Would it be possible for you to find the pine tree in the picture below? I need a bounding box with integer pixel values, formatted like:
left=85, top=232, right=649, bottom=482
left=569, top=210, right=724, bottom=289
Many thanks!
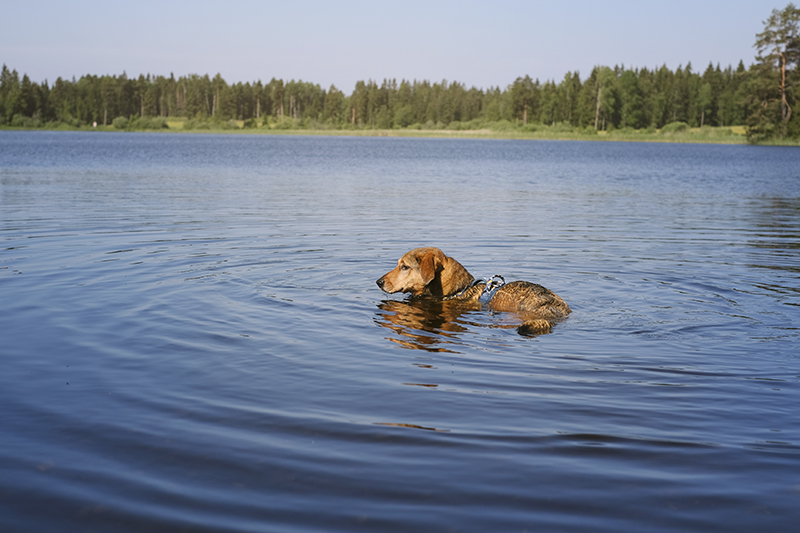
left=748, top=3, right=800, bottom=138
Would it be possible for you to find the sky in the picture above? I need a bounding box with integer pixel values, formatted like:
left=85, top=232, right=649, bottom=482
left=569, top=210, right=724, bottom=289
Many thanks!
left=1, top=0, right=776, bottom=90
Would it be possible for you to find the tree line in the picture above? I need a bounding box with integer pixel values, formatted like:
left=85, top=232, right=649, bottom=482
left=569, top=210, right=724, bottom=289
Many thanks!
left=1, top=4, right=798, bottom=141
left=0, top=63, right=755, bottom=131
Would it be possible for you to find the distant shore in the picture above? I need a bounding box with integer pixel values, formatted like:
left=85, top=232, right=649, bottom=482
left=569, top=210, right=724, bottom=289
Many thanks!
left=3, top=122, right=797, bottom=146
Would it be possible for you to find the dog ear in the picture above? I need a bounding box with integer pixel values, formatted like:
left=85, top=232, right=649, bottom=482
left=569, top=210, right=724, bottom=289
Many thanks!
left=416, top=248, right=445, bottom=285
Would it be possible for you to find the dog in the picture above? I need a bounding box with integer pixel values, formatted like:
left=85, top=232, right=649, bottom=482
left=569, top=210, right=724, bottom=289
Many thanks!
left=376, top=247, right=570, bottom=335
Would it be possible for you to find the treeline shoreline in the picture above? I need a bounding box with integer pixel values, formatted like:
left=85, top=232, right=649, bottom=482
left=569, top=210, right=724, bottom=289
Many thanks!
left=0, top=118, right=758, bottom=146
left=1, top=4, right=798, bottom=145
left=0, top=62, right=793, bottom=145
left=0, top=63, right=755, bottom=133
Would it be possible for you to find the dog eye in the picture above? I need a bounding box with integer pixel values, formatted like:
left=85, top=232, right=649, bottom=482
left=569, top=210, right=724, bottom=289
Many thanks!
left=400, top=265, right=409, bottom=271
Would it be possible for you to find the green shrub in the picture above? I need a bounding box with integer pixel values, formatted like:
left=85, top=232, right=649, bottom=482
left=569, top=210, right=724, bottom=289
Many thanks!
left=490, top=120, right=514, bottom=132
left=393, top=105, right=415, bottom=128
left=463, top=118, right=484, bottom=130
left=550, top=121, right=575, bottom=133
left=112, top=116, right=129, bottom=129
left=183, top=117, right=240, bottom=130
left=149, top=117, right=168, bottom=129
left=10, top=114, right=42, bottom=128
left=129, top=116, right=168, bottom=130
left=272, top=118, right=295, bottom=130
left=661, top=121, right=690, bottom=134
left=373, top=108, right=392, bottom=129
left=182, top=118, right=209, bottom=130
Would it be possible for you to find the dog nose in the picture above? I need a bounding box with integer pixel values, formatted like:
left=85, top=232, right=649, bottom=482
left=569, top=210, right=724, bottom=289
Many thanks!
left=376, top=278, right=385, bottom=288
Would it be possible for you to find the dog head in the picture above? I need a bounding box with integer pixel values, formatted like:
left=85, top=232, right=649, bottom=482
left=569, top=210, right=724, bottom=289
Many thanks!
left=376, top=247, right=473, bottom=298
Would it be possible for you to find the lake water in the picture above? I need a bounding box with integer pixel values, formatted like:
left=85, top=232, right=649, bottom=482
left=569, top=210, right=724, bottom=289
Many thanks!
left=1, top=131, right=798, bottom=532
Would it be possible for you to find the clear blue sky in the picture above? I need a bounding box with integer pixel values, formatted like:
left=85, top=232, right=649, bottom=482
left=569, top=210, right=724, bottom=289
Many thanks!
left=1, top=0, right=775, bottom=90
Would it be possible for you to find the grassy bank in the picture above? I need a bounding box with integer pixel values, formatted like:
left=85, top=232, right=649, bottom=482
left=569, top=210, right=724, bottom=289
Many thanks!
left=3, top=119, right=796, bottom=145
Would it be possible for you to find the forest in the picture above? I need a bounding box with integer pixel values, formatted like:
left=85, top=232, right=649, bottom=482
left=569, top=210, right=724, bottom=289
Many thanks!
left=1, top=4, right=798, bottom=142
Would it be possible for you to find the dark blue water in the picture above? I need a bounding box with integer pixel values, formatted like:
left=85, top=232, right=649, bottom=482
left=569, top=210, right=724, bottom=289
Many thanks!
left=1, top=131, right=799, bottom=532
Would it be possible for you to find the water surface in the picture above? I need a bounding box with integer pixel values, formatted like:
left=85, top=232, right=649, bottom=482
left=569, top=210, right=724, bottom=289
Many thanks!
left=1, top=131, right=799, bottom=532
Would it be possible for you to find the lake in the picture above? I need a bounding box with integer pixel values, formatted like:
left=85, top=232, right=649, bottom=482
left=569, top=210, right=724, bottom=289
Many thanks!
left=1, top=131, right=798, bottom=532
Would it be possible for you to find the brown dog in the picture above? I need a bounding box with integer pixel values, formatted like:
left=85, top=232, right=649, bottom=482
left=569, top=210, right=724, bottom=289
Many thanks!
left=376, top=247, right=571, bottom=335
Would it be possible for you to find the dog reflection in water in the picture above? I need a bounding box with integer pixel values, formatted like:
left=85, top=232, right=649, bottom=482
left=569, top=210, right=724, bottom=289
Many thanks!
left=376, top=299, right=474, bottom=352
left=376, top=247, right=570, bottom=344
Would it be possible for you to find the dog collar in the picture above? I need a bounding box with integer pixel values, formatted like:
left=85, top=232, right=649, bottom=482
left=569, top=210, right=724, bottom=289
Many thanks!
left=444, top=274, right=505, bottom=300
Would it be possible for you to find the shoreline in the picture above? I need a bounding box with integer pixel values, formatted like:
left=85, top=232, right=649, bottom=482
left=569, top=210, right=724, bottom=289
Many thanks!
left=2, top=124, right=796, bottom=146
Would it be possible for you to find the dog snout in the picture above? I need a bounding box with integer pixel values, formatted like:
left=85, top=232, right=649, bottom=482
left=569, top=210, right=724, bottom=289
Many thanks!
left=376, top=278, right=385, bottom=289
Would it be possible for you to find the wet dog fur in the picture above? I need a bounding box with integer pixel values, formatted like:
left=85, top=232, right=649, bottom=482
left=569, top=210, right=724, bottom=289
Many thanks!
left=376, top=247, right=571, bottom=335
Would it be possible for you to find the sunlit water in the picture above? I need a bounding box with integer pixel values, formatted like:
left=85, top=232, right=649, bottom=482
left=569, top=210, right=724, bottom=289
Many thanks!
left=1, top=131, right=798, bottom=532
